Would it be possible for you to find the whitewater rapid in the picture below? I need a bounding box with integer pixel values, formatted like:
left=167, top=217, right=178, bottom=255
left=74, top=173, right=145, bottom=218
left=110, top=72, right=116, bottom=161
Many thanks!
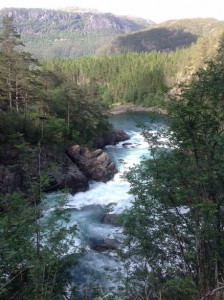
left=47, top=112, right=166, bottom=297
left=65, top=130, right=149, bottom=215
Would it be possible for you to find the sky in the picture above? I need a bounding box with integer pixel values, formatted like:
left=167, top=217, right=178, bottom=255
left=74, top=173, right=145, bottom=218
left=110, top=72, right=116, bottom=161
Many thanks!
left=0, top=0, right=223, bottom=23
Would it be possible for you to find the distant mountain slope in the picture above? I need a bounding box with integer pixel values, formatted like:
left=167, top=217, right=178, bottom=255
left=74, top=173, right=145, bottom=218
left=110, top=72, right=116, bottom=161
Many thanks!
left=0, top=8, right=154, bottom=59
left=99, top=28, right=198, bottom=54
left=157, top=18, right=224, bottom=36
left=99, top=18, right=224, bottom=55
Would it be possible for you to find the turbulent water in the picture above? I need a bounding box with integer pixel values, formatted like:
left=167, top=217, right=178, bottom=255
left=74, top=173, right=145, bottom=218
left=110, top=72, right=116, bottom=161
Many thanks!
left=49, top=112, right=165, bottom=296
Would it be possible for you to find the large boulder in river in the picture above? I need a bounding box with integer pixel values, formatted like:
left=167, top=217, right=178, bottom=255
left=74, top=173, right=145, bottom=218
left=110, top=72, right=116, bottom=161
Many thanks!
left=88, top=151, right=117, bottom=182
left=95, top=129, right=130, bottom=148
left=65, top=165, right=88, bottom=194
left=0, top=140, right=117, bottom=195
left=66, top=145, right=117, bottom=182
left=89, top=238, right=121, bottom=251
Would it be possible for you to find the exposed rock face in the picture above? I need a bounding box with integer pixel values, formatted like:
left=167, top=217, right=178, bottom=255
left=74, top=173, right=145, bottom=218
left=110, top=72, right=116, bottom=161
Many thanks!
left=66, top=145, right=117, bottom=182
left=95, top=129, right=130, bottom=148
left=64, top=165, right=88, bottom=194
left=0, top=8, right=153, bottom=60
left=0, top=130, right=126, bottom=195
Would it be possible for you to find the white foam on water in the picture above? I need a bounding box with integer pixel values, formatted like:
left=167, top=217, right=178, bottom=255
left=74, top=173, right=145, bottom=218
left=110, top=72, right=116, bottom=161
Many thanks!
left=47, top=113, right=168, bottom=295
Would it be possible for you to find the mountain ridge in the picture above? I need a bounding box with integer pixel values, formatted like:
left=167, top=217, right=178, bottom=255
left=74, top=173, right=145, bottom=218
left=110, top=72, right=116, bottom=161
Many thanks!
left=0, top=7, right=154, bottom=59
left=100, top=17, right=224, bottom=55
left=0, top=8, right=223, bottom=60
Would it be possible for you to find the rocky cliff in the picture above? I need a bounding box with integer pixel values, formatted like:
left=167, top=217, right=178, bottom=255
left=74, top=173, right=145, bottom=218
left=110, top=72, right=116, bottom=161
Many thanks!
left=0, top=130, right=130, bottom=196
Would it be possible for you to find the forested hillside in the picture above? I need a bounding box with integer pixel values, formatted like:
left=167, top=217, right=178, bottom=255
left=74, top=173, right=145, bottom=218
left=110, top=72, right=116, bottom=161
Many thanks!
left=0, top=8, right=154, bottom=59
left=44, top=34, right=219, bottom=108
left=100, top=18, right=224, bottom=55
left=1, top=8, right=223, bottom=61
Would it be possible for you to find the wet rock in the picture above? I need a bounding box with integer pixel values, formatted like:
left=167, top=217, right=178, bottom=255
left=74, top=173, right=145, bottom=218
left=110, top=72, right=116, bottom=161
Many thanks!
left=122, top=142, right=132, bottom=147
left=0, top=138, right=118, bottom=196
left=66, top=145, right=117, bottom=182
left=65, top=165, right=88, bottom=195
left=95, top=129, right=130, bottom=148
left=89, top=238, right=121, bottom=251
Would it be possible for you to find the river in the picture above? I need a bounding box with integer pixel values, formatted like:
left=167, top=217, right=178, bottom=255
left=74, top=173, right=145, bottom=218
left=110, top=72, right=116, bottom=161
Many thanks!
left=51, top=112, right=165, bottom=298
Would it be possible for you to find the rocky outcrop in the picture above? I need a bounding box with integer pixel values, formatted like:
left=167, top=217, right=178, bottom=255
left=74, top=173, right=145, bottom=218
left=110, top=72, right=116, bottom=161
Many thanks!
left=64, top=165, right=88, bottom=194
left=0, top=130, right=126, bottom=195
left=95, top=129, right=130, bottom=148
left=66, top=145, right=117, bottom=182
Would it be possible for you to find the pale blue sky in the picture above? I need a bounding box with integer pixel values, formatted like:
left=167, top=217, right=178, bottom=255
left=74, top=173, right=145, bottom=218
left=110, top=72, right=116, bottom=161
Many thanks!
left=0, top=0, right=223, bottom=23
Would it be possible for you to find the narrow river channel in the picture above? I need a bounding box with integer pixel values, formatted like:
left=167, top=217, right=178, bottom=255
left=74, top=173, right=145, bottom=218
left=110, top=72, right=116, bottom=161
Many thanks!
left=48, top=112, right=165, bottom=298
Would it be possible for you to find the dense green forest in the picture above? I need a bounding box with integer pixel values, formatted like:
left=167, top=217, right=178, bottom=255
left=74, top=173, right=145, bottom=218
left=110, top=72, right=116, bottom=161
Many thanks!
left=44, top=35, right=218, bottom=108
left=1, top=12, right=224, bottom=300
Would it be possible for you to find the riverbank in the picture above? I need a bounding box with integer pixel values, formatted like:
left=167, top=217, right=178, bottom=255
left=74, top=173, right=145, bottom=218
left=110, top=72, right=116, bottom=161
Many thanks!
left=110, top=104, right=168, bottom=115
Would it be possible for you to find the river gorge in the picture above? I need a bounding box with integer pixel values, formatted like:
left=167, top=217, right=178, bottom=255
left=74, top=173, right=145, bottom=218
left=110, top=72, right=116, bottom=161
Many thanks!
left=46, top=111, right=165, bottom=297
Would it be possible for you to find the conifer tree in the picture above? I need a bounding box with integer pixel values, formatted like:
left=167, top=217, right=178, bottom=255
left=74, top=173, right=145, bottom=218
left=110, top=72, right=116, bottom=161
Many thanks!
left=0, top=15, right=23, bottom=111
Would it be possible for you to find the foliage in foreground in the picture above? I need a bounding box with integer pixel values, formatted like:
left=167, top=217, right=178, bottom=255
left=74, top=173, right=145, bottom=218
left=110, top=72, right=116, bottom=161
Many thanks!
left=122, top=33, right=224, bottom=300
left=0, top=139, right=80, bottom=299
left=0, top=16, right=83, bottom=299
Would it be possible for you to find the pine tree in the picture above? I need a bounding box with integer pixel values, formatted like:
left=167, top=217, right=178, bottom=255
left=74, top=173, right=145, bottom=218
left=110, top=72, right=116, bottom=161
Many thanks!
left=0, top=15, right=39, bottom=114
left=0, top=15, right=23, bottom=111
